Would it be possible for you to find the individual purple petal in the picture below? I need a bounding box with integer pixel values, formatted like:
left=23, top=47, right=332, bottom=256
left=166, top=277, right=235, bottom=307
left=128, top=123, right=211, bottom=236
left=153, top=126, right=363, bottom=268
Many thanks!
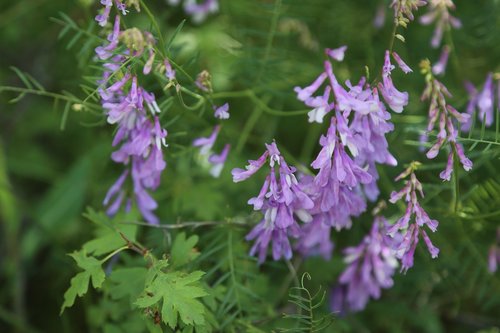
left=392, top=52, right=412, bottom=74
left=294, top=72, right=328, bottom=102
left=325, top=45, right=348, bottom=62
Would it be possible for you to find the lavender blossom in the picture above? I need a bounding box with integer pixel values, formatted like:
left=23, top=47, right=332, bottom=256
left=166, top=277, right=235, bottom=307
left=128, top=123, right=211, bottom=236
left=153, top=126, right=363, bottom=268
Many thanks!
left=378, top=51, right=409, bottom=113
left=331, top=217, right=398, bottom=313
left=214, top=103, right=230, bottom=120
left=208, top=144, right=230, bottom=178
left=388, top=165, right=439, bottom=273
left=193, top=125, right=220, bottom=157
left=232, top=142, right=314, bottom=263
left=164, top=59, right=176, bottom=81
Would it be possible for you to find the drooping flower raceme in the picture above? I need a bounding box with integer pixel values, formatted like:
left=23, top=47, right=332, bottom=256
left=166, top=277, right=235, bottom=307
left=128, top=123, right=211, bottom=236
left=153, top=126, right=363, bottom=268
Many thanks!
left=420, top=59, right=472, bottom=181
left=419, top=0, right=461, bottom=48
left=388, top=164, right=440, bottom=273
left=232, top=142, right=314, bottom=263
left=94, top=5, right=170, bottom=224
left=330, top=216, right=398, bottom=313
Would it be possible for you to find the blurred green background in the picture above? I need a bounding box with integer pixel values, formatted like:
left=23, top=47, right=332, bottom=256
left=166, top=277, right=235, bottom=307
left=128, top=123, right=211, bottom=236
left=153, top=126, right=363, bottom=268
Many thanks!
left=1, top=0, right=500, bottom=332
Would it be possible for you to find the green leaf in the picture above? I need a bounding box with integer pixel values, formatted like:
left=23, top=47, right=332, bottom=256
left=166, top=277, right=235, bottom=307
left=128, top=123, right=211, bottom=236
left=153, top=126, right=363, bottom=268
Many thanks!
left=135, top=261, right=208, bottom=329
left=61, top=251, right=105, bottom=314
left=171, top=232, right=200, bottom=268
left=109, top=267, right=147, bottom=302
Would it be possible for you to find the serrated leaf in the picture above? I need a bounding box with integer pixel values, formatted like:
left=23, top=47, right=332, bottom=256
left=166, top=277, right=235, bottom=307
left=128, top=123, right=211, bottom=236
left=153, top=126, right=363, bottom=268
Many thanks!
left=61, top=251, right=105, bottom=314
left=135, top=264, right=208, bottom=329
left=171, top=232, right=200, bottom=268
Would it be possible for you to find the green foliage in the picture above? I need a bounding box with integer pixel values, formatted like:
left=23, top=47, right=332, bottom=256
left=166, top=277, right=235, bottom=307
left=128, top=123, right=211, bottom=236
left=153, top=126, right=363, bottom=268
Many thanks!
left=135, top=260, right=209, bottom=330
left=279, top=273, right=334, bottom=333
left=61, top=251, right=106, bottom=314
left=2, top=0, right=500, bottom=332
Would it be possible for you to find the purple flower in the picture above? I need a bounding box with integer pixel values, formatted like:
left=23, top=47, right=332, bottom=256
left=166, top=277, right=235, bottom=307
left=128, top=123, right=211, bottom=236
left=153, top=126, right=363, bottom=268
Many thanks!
left=294, top=72, right=327, bottom=102
left=305, top=86, right=333, bottom=123
left=214, top=103, right=230, bottom=120
left=193, top=125, right=220, bottom=156
left=331, top=216, right=398, bottom=313
left=208, top=144, right=230, bottom=177
left=432, top=46, right=450, bottom=75
left=295, top=214, right=334, bottom=260
left=378, top=51, right=409, bottom=113
left=233, top=142, right=314, bottom=263
left=388, top=168, right=439, bottom=273
left=164, top=59, right=176, bottom=81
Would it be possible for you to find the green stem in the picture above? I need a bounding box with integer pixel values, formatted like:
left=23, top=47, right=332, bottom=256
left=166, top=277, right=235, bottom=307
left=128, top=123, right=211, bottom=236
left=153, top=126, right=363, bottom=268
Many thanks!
left=101, top=246, right=129, bottom=264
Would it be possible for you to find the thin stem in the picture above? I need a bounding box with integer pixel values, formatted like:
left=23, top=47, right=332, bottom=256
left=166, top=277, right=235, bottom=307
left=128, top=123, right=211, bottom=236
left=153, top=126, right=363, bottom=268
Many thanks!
left=100, top=245, right=129, bottom=263
left=120, top=220, right=249, bottom=229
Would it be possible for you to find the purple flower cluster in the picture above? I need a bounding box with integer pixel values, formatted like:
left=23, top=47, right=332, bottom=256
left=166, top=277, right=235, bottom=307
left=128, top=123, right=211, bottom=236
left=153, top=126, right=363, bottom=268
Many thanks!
left=330, top=216, right=398, bottom=313
left=295, top=48, right=403, bottom=234
left=462, top=73, right=498, bottom=132
left=420, top=0, right=461, bottom=48
left=232, top=142, right=314, bottom=263
left=233, top=47, right=410, bottom=262
left=420, top=59, right=472, bottom=181
left=95, top=5, right=170, bottom=224
left=167, top=0, right=219, bottom=23
left=388, top=165, right=439, bottom=273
